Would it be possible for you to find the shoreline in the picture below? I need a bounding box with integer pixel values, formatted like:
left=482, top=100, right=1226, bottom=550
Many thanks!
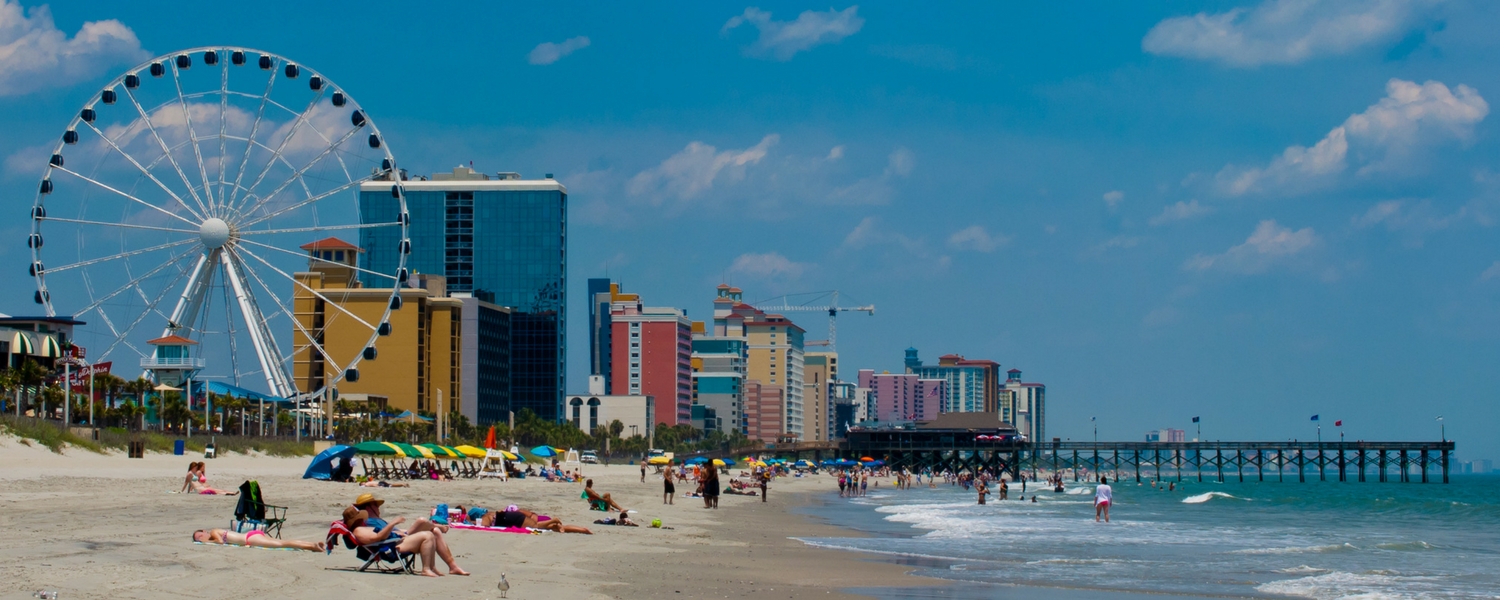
left=0, top=435, right=941, bottom=599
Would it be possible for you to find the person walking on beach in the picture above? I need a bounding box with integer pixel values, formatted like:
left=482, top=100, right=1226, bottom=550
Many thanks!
left=640, top=459, right=647, bottom=483
left=663, top=467, right=676, bottom=504
left=759, top=470, right=770, bottom=502
left=1095, top=476, right=1113, bottom=523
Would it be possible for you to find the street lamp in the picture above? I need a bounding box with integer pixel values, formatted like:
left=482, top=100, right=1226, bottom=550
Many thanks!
left=1091, top=416, right=1097, bottom=443
left=1437, top=416, right=1444, bottom=442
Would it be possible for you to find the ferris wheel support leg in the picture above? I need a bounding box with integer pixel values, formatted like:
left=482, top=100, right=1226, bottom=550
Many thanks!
left=165, top=254, right=213, bottom=337
left=221, top=251, right=294, bottom=398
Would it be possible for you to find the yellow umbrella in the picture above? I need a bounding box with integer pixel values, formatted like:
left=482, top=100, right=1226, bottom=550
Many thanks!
left=394, top=443, right=435, bottom=459
left=712, top=459, right=727, bottom=467
left=647, top=456, right=671, bottom=465
left=420, top=444, right=460, bottom=458
left=499, top=450, right=520, bottom=461
left=454, top=445, right=488, bottom=458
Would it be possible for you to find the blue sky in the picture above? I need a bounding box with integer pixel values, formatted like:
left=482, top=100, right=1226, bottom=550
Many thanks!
left=3, top=1, right=1498, bottom=459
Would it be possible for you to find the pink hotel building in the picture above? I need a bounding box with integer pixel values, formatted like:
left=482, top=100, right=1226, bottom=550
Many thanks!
left=609, top=297, right=693, bottom=427
left=858, top=369, right=948, bottom=422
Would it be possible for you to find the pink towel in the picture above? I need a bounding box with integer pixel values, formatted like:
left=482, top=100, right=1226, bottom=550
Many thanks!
left=450, top=523, right=538, bottom=535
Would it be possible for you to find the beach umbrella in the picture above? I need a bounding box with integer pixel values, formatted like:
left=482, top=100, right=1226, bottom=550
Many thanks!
left=865, top=460, right=885, bottom=467
left=712, top=459, right=729, bottom=467
left=647, top=456, right=671, bottom=465
left=352, top=441, right=404, bottom=457
left=393, top=443, right=434, bottom=459
left=499, top=450, right=520, bottom=461
left=454, top=445, right=489, bottom=459
left=303, top=444, right=355, bottom=480
left=531, top=445, right=559, bottom=458
left=420, top=444, right=461, bottom=458
left=860, top=456, right=875, bottom=462
left=685, top=457, right=709, bottom=465
left=484, top=425, right=496, bottom=450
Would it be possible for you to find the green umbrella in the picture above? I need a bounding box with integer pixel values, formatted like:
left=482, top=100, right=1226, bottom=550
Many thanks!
left=393, top=443, right=434, bottom=459
left=420, top=443, right=461, bottom=458
left=352, top=441, right=403, bottom=456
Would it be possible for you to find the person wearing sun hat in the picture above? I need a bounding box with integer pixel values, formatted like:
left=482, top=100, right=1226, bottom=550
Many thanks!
left=350, top=493, right=469, bottom=576
left=342, top=506, right=452, bottom=577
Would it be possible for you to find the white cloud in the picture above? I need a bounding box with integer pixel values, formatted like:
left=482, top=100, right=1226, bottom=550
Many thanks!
left=1218, top=79, right=1487, bottom=195
left=827, top=146, right=913, bottom=205
left=0, top=1, right=148, bottom=96
left=826, top=145, right=844, bottom=160
left=947, top=225, right=1007, bottom=252
left=627, top=134, right=778, bottom=203
left=728, top=252, right=808, bottom=280
left=1352, top=198, right=1471, bottom=247
left=842, top=216, right=880, bottom=249
left=1480, top=261, right=1500, bottom=282
left=722, top=6, right=864, bottom=60
left=528, top=36, right=591, bottom=65
left=1150, top=199, right=1213, bottom=225
left=1142, top=0, right=1432, bottom=67
left=1185, top=220, right=1317, bottom=274
left=1103, top=190, right=1124, bottom=208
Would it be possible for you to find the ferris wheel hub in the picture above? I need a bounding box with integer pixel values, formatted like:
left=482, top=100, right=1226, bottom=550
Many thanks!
left=199, top=218, right=231, bottom=249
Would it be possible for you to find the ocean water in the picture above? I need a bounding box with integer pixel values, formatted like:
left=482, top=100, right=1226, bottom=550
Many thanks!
left=797, top=474, right=1500, bottom=599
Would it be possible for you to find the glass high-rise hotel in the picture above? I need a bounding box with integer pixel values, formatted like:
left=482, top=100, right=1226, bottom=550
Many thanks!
left=361, top=167, right=566, bottom=423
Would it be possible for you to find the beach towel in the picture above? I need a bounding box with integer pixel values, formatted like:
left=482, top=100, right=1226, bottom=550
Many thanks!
left=192, top=541, right=300, bottom=552
left=450, top=523, right=541, bottom=535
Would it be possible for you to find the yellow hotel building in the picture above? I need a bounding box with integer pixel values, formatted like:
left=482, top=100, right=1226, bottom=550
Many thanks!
left=292, top=238, right=460, bottom=414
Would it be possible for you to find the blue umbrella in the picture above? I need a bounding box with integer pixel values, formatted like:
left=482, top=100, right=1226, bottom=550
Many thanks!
left=303, top=444, right=355, bottom=480
left=531, top=445, right=559, bottom=458
left=685, top=457, right=709, bottom=465
left=865, top=460, right=885, bottom=467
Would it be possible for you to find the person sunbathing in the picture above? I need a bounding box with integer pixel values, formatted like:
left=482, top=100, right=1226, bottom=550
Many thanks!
left=352, top=493, right=468, bottom=576
left=192, top=528, right=323, bottom=551
left=457, top=504, right=592, bottom=534
left=358, top=480, right=410, bottom=488
left=180, top=462, right=237, bottom=495
left=584, top=479, right=625, bottom=512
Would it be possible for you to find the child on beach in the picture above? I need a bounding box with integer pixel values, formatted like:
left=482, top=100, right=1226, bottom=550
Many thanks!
left=1095, top=476, right=1113, bottom=523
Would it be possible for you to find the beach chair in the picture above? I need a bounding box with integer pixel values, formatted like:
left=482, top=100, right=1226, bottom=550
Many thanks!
left=325, top=521, right=416, bottom=574
left=581, top=490, right=609, bottom=511
left=231, top=480, right=287, bottom=538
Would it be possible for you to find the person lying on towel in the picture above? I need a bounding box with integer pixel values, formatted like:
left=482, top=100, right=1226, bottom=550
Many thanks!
left=457, top=504, right=592, bottom=534
left=192, top=528, right=323, bottom=552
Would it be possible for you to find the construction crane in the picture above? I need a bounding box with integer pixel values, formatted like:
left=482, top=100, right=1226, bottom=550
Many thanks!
left=753, top=290, right=874, bottom=351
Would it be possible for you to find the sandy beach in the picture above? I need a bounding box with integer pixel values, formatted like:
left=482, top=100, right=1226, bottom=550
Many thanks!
left=1, top=434, right=932, bottom=600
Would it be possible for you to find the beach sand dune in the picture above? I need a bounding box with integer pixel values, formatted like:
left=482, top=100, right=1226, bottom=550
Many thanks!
left=1, top=436, right=924, bottom=599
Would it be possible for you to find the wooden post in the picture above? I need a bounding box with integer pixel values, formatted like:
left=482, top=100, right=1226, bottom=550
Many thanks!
left=1298, top=449, right=1306, bottom=483
left=1216, top=449, right=1224, bottom=482
left=1378, top=450, right=1387, bottom=482
left=1134, top=449, right=1141, bottom=483
left=1358, top=450, right=1366, bottom=482
left=1338, top=448, right=1346, bottom=482
left=1399, top=450, right=1409, bottom=483
left=1072, top=449, right=1079, bottom=482
left=1442, top=446, right=1450, bottom=484
left=1175, top=448, right=1182, bottom=483
left=1420, top=449, right=1429, bottom=483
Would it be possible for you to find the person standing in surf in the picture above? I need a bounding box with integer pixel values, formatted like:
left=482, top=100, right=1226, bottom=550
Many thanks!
left=1095, top=476, right=1113, bottom=523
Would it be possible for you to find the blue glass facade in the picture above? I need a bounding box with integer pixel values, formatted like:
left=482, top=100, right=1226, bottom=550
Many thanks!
left=587, top=277, right=613, bottom=393
left=361, top=181, right=566, bottom=422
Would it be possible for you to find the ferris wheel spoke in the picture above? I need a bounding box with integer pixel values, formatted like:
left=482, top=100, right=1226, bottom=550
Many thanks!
left=216, top=51, right=231, bottom=208
left=93, top=250, right=201, bottom=360
left=239, top=221, right=399, bottom=236
left=77, top=122, right=204, bottom=222
left=226, top=63, right=280, bottom=210
left=122, top=87, right=212, bottom=216
left=235, top=121, right=363, bottom=219
left=237, top=174, right=372, bottom=229
left=169, top=62, right=218, bottom=216
left=235, top=245, right=380, bottom=333
left=230, top=247, right=347, bottom=382
left=44, top=238, right=196, bottom=275
left=69, top=245, right=202, bottom=319
left=50, top=165, right=201, bottom=228
left=220, top=250, right=295, bottom=396
left=234, top=89, right=327, bottom=215
left=234, top=237, right=399, bottom=282
left=39, top=216, right=198, bottom=235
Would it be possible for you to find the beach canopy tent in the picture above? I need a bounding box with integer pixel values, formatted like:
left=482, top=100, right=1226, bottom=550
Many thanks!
left=352, top=441, right=406, bottom=456
left=454, top=445, right=489, bottom=459
left=391, top=410, right=433, bottom=423
left=531, top=445, right=559, bottom=458
left=304, top=444, right=355, bottom=480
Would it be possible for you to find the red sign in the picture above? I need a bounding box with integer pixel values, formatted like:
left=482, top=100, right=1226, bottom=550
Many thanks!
left=65, top=362, right=111, bottom=392
left=66, top=345, right=86, bottom=359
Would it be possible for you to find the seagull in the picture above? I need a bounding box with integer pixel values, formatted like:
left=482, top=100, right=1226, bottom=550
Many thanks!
left=497, top=573, right=509, bottom=598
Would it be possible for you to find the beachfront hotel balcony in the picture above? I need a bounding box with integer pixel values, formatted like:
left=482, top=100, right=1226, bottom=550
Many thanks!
left=140, top=356, right=206, bottom=369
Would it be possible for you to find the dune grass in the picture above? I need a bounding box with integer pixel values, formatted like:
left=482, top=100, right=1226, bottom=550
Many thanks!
left=1, top=415, right=315, bottom=456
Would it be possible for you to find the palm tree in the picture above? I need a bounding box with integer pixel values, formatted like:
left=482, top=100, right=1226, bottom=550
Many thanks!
left=14, top=359, right=47, bottom=416
left=0, top=369, right=18, bottom=416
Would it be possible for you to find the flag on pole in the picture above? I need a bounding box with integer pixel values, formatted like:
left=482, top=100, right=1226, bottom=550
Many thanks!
left=1192, top=416, right=1200, bottom=423
left=1335, top=420, right=1342, bottom=426
left=1310, top=415, right=1320, bottom=421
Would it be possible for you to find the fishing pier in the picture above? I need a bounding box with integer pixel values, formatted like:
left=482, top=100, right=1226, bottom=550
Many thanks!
left=774, top=432, right=1457, bottom=484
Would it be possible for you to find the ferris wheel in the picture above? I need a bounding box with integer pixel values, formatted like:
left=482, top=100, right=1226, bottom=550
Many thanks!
left=28, top=47, right=409, bottom=400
